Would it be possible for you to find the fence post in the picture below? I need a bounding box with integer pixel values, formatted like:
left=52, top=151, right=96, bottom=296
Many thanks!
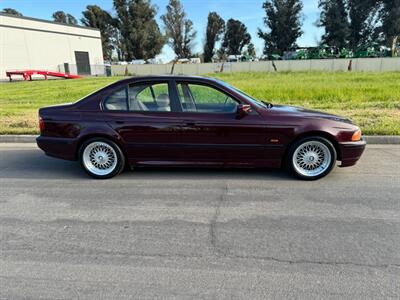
left=170, top=61, right=176, bottom=74
left=348, top=60, right=352, bottom=72
left=272, top=61, right=277, bottom=72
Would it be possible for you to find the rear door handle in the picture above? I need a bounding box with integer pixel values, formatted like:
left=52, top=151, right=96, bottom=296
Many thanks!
left=115, top=120, right=125, bottom=124
left=183, top=120, right=196, bottom=126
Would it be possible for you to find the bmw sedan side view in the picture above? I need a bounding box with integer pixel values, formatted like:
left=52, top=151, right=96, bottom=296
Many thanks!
left=37, top=75, right=366, bottom=180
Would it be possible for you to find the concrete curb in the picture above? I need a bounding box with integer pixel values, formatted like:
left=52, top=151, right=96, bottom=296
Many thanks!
left=0, top=135, right=38, bottom=143
left=364, top=136, right=400, bottom=144
left=0, top=135, right=399, bottom=144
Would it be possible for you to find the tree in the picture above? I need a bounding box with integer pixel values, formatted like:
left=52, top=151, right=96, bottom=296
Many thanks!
left=318, top=0, right=349, bottom=49
left=161, top=0, right=197, bottom=58
left=129, top=0, right=165, bottom=60
left=381, top=0, right=400, bottom=56
left=258, top=0, right=303, bottom=55
left=114, top=0, right=165, bottom=61
left=113, top=0, right=131, bottom=60
left=247, top=43, right=257, bottom=57
left=53, top=11, right=67, bottom=23
left=81, top=5, right=115, bottom=60
left=1, top=8, right=23, bottom=16
left=66, top=14, right=78, bottom=25
left=348, top=0, right=382, bottom=50
left=182, top=19, right=196, bottom=58
left=203, top=12, right=225, bottom=62
left=52, top=11, right=78, bottom=25
left=221, top=19, right=251, bottom=55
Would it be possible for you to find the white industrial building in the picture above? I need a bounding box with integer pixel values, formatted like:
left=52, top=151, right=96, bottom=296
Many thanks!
left=0, top=13, right=104, bottom=80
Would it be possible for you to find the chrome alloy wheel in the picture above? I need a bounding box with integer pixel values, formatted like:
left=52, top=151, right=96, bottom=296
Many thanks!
left=82, top=142, right=118, bottom=176
left=292, top=141, right=332, bottom=177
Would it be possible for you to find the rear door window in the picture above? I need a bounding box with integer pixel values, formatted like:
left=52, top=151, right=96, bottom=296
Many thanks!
left=128, top=83, right=171, bottom=112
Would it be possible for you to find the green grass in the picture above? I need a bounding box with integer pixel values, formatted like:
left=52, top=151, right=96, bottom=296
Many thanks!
left=212, top=72, right=400, bottom=135
left=0, top=72, right=399, bottom=135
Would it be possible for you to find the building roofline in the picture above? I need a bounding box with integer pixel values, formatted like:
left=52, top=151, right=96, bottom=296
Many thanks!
left=0, top=12, right=100, bottom=32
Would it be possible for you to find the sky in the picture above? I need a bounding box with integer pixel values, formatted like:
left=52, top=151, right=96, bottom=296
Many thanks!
left=0, top=0, right=324, bottom=62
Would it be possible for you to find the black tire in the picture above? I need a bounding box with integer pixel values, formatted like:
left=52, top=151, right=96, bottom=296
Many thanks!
left=79, top=137, right=125, bottom=179
left=287, top=136, right=337, bottom=180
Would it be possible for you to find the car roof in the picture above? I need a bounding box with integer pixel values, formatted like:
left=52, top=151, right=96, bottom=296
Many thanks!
left=115, top=75, right=221, bottom=85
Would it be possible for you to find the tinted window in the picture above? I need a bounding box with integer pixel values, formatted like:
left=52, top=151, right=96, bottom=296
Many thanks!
left=104, top=87, right=128, bottom=111
left=177, top=83, right=238, bottom=113
left=128, top=83, right=171, bottom=112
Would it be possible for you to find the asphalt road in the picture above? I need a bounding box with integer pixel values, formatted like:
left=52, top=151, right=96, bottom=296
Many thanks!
left=1, top=143, right=399, bottom=299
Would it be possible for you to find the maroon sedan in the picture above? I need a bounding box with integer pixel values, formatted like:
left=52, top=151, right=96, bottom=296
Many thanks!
left=37, top=75, right=366, bottom=180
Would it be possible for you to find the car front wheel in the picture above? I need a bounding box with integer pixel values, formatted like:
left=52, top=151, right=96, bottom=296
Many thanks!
left=288, top=136, right=337, bottom=180
left=79, top=138, right=125, bottom=179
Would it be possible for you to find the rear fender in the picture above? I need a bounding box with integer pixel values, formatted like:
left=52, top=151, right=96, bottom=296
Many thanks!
left=75, top=123, right=127, bottom=160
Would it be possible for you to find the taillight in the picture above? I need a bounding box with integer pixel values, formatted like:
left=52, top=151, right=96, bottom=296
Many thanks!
left=39, top=116, right=45, bottom=132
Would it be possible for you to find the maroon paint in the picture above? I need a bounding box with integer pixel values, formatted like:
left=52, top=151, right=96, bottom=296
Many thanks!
left=36, top=75, right=366, bottom=169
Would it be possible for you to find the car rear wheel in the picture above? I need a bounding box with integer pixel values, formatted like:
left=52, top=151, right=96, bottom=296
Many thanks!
left=288, top=136, right=337, bottom=180
left=79, top=138, right=125, bottom=179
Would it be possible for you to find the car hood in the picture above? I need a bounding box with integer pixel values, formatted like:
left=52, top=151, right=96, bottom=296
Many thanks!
left=270, top=105, right=353, bottom=124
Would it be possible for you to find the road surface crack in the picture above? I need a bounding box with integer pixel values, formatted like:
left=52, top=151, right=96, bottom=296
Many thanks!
left=224, top=253, right=400, bottom=269
left=209, top=184, right=228, bottom=256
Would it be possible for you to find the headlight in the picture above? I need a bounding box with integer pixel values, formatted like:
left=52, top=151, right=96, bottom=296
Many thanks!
left=351, top=129, right=362, bottom=141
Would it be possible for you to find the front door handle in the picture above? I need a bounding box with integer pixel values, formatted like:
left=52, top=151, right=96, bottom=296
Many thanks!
left=115, top=120, right=125, bottom=124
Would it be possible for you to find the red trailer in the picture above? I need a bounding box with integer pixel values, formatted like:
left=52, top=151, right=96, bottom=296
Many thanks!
left=6, top=70, right=81, bottom=81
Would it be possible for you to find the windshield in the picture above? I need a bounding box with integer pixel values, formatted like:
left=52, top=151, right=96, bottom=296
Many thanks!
left=215, top=79, right=273, bottom=109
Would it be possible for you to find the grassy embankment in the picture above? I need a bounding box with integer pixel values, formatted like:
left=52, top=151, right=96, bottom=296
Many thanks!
left=0, top=72, right=399, bottom=135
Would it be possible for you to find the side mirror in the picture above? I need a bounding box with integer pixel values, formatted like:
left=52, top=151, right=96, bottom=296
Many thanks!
left=236, top=104, right=252, bottom=119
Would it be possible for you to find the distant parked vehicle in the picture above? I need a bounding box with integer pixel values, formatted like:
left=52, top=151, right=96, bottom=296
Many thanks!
left=37, top=75, right=366, bottom=180
left=282, top=51, right=299, bottom=60
left=260, top=54, right=282, bottom=61
left=190, top=58, right=201, bottom=64
left=175, top=58, right=201, bottom=64
left=129, top=60, right=146, bottom=65
left=227, top=55, right=255, bottom=62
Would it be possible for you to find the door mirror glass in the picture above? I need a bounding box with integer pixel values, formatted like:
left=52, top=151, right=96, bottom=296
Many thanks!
left=236, top=104, right=252, bottom=119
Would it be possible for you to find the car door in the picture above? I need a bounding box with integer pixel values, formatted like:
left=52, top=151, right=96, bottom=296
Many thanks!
left=173, top=81, right=269, bottom=166
left=104, top=80, right=183, bottom=164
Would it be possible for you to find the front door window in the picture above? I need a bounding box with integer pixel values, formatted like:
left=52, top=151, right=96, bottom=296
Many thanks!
left=177, top=83, right=238, bottom=113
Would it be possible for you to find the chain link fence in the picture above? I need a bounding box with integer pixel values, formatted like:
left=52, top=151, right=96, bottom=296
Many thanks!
left=57, top=64, right=111, bottom=77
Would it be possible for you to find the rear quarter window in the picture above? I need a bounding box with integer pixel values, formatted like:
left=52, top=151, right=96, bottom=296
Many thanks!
left=104, top=87, right=128, bottom=111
